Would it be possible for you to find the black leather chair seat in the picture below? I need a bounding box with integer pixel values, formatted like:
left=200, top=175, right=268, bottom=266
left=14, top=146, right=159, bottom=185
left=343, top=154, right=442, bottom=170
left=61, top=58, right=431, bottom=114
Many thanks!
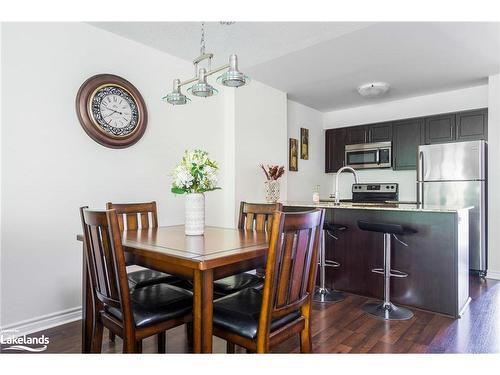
left=323, top=223, right=347, bottom=232
left=172, top=273, right=264, bottom=298
left=357, top=220, right=417, bottom=235
left=213, top=273, right=264, bottom=295
left=127, top=269, right=180, bottom=289
left=106, top=283, right=192, bottom=328
left=213, top=288, right=300, bottom=340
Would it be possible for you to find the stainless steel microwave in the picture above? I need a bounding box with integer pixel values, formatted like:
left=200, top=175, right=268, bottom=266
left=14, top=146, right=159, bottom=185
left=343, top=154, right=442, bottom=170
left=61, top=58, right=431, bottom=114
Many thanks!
left=345, top=141, right=392, bottom=169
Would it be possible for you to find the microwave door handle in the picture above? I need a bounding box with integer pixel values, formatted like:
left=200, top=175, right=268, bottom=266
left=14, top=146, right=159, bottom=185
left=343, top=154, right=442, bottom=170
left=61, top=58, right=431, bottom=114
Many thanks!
left=376, top=150, right=380, bottom=165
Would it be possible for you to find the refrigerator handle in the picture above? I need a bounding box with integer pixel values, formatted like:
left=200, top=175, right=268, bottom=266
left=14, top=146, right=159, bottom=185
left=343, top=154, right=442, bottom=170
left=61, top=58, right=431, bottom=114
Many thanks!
left=417, top=151, right=424, bottom=205
left=417, top=150, right=424, bottom=182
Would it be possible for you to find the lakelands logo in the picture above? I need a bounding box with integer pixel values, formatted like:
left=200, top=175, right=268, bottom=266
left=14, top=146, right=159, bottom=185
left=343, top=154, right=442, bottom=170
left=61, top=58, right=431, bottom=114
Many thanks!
left=0, top=329, right=49, bottom=352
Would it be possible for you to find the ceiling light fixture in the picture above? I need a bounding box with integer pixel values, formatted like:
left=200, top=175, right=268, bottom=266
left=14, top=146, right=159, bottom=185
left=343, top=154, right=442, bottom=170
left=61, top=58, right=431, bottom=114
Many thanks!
left=163, top=22, right=249, bottom=105
left=357, top=82, right=391, bottom=98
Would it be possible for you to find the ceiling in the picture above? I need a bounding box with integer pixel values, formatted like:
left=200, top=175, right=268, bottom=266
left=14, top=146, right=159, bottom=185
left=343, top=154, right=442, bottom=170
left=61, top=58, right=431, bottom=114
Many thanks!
left=91, top=22, right=500, bottom=112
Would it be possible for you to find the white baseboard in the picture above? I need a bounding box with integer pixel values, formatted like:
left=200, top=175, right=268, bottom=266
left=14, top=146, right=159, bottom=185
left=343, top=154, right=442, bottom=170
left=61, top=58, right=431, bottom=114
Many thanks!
left=0, top=307, right=82, bottom=338
left=486, top=270, right=500, bottom=280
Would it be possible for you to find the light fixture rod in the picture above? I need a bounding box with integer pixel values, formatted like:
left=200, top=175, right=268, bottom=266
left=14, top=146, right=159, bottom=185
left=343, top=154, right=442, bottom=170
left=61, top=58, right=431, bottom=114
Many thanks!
left=176, top=63, right=230, bottom=88
left=193, top=53, right=214, bottom=65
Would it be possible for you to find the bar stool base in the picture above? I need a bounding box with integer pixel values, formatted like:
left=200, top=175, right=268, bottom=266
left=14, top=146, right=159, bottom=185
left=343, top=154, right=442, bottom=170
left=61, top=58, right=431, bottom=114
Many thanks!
left=313, top=287, right=345, bottom=303
left=362, top=301, right=414, bottom=320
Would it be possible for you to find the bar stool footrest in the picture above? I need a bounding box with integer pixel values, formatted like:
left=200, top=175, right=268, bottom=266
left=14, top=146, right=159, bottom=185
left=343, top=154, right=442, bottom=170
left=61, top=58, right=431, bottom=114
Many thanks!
left=325, top=260, right=341, bottom=268
left=389, top=269, right=408, bottom=278
left=371, top=268, right=408, bottom=278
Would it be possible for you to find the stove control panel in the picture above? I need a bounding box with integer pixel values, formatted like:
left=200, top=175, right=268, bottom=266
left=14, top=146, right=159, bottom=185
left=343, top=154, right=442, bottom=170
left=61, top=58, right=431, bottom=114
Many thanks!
left=351, top=183, right=399, bottom=203
left=352, top=183, right=398, bottom=193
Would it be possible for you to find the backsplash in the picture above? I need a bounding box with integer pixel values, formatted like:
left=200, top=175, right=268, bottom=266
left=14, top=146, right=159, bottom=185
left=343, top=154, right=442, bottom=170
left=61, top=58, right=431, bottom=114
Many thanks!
left=328, top=169, right=417, bottom=202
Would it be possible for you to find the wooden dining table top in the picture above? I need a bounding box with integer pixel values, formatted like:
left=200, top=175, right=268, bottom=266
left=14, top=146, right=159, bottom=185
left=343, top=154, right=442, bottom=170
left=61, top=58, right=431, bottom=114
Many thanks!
left=77, top=225, right=270, bottom=270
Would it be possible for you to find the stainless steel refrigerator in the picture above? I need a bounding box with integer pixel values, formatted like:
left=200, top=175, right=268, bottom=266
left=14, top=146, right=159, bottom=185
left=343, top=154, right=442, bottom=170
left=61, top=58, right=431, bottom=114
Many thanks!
left=417, top=140, right=487, bottom=275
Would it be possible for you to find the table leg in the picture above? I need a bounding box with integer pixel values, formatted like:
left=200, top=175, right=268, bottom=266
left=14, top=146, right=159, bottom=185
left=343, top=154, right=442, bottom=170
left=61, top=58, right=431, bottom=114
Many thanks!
left=82, top=244, right=94, bottom=353
left=193, top=269, right=214, bottom=353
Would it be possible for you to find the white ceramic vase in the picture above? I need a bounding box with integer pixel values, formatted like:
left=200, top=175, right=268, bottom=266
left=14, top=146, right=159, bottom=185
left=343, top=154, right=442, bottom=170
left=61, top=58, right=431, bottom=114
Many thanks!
left=185, top=193, right=205, bottom=236
left=264, top=180, right=280, bottom=203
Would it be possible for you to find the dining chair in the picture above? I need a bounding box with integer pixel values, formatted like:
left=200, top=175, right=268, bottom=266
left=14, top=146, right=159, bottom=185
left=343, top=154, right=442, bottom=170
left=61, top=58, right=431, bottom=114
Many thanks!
left=105, top=201, right=183, bottom=343
left=212, top=209, right=325, bottom=353
left=211, top=202, right=283, bottom=297
left=80, top=207, right=193, bottom=353
left=106, top=201, right=180, bottom=288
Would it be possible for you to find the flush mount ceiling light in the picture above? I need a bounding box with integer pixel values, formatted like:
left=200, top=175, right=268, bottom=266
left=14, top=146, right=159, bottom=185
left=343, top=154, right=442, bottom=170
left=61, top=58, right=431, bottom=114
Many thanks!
left=163, top=22, right=250, bottom=105
left=357, top=82, right=391, bottom=98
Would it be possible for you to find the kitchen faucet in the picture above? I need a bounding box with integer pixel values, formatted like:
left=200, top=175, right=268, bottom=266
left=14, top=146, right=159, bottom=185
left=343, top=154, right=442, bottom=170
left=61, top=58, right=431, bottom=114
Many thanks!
left=333, top=166, right=359, bottom=204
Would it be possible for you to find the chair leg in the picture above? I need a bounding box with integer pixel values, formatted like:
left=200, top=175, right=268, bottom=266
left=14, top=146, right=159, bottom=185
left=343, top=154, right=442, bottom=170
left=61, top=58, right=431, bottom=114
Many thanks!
left=185, top=322, right=193, bottom=347
left=135, top=340, right=143, bottom=353
left=123, top=337, right=136, bottom=353
left=91, top=318, right=104, bottom=353
left=157, top=332, right=166, bottom=353
left=226, top=341, right=235, bottom=353
left=109, top=330, right=116, bottom=342
left=299, top=322, right=312, bottom=353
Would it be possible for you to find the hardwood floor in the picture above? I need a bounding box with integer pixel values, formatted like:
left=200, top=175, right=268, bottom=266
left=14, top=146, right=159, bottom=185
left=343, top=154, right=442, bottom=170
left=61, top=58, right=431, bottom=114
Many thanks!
left=2, top=276, right=498, bottom=354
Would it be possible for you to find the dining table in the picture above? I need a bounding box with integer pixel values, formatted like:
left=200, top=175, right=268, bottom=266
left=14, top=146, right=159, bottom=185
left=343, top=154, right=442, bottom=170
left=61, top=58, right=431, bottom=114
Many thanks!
left=77, top=225, right=269, bottom=353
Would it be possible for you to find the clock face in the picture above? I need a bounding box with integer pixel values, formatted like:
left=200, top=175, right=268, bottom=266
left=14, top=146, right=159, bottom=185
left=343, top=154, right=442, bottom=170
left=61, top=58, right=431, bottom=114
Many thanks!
left=90, top=86, right=139, bottom=137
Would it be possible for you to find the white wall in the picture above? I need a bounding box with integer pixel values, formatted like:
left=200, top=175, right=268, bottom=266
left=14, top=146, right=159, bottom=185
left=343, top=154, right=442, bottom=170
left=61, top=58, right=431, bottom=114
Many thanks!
left=0, top=23, right=231, bottom=329
left=0, top=23, right=291, bottom=330
left=323, top=85, right=489, bottom=201
left=232, top=80, right=288, bottom=222
left=487, top=74, right=500, bottom=280
left=287, top=100, right=330, bottom=200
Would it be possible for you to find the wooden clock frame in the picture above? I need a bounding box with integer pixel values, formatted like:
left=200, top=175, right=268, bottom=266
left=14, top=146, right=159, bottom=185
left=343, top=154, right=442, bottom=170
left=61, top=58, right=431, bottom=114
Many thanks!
left=75, top=74, right=148, bottom=149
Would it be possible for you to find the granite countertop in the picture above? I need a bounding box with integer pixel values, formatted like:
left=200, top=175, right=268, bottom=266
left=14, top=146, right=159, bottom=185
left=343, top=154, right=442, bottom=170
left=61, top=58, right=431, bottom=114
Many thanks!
left=283, top=201, right=472, bottom=213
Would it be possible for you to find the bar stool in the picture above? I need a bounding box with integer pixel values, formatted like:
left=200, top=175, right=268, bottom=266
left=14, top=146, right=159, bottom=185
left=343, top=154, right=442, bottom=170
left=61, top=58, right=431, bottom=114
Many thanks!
left=313, top=222, right=347, bottom=303
left=357, top=220, right=417, bottom=320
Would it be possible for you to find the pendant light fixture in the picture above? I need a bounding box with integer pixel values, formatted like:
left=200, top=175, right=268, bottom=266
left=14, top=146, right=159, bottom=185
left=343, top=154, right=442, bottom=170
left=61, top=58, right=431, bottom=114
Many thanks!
left=163, top=22, right=250, bottom=105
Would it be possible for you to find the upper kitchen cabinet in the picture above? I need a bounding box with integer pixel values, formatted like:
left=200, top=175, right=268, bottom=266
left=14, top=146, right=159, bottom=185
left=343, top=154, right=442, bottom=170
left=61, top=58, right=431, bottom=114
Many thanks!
left=456, top=108, right=488, bottom=141
left=392, top=118, right=423, bottom=170
left=345, top=122, right=392, bottom=144
left=424, top=113, right=456, bottom=144
left=369, top=122, right=393, bottom=143
left=346, top=126, right=368, bottom=144
left=325, top=128, right=346, bottom=173
left=424, top=109, right=488, bottom=144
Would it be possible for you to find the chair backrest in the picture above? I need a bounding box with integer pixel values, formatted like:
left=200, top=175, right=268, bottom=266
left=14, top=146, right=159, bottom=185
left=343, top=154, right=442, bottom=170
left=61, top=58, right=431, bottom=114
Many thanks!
left=238, top=202, right=283, bottom=232
left=258, top=209, right=325, bottom=343
left=106, top=201, right=158, bottom=231
left=79, top=207, right=133, bottom=325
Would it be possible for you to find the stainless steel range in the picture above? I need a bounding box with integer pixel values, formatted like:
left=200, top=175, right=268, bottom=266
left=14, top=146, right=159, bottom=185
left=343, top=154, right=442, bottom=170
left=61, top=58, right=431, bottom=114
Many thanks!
left=352, top=183, right=399, bottom=203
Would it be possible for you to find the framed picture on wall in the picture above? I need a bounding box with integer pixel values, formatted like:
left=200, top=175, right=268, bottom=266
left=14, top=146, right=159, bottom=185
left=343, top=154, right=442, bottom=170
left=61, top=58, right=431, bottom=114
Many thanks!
left=300, top=127, right=309, bottom=160
left=289, top=138, right=298, bottom=171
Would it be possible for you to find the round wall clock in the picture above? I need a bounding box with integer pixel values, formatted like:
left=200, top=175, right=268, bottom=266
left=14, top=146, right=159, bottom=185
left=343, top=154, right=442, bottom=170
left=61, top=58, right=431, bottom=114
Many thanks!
left=76, top=74, right=148, bottom=148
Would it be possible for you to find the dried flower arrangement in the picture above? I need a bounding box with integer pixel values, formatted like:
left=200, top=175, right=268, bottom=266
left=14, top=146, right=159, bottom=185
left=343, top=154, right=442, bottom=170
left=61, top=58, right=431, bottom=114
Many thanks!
left=260, top=164, right=285, bottom=181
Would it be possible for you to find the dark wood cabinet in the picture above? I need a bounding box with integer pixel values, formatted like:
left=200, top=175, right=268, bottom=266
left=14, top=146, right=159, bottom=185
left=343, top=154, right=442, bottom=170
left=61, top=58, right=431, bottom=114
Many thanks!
left=392, top=119, right=423, bottom=170
left=346, top=123, right=392, bottom=144
left=456, top=109, right=488, bottom=141
left=325, top=108, right=487, bottom=172
left=346, top=126, right=368, bottom=144
left=325, top=128, right=346, bottom=173
left=424, top=114, right=456, bottom=144
left=369, top=122, right=393, bottom=142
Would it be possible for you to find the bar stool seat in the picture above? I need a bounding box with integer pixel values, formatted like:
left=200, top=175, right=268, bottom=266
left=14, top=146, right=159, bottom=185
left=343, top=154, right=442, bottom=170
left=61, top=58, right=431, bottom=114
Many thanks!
left=358, top=220, right=416, bottom=321
left=358, top=221, right=416, bottom=236
left=323, top=223, right=347, bottom=232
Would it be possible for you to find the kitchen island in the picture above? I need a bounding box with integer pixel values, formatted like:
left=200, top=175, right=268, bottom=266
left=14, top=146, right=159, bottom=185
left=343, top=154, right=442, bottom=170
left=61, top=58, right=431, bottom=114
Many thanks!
left=283, top=202, right=471, bottom=318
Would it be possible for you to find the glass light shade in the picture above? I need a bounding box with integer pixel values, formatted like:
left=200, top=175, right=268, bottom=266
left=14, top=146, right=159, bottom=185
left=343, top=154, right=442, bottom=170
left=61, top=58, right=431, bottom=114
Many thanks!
left=187, top=82, right=218, bottom=97
left=162, top=91, right=191, bottom=105
left=217, top=70, right=250, bottom=87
